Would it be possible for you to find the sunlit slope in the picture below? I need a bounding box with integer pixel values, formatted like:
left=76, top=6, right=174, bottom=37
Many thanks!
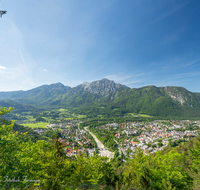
left=0, top=79, right=200, bottom=118
left=0, top=83, right=71, bottom=106
left=0, top=99, right=36, bottom=112
left=112, top=85, right=200, bottom=117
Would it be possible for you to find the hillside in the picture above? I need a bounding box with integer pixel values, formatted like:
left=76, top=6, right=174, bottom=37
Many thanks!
left=0, top=99, right=37, bottom=112
left=0, top=82, right=71, bottom=106
left=0, top=79, right=200, bottom=118
left=111, top=85, right=200, bottom=118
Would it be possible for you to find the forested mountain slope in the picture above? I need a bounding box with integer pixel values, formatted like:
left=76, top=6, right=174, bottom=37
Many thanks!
left=112, top=85, right=200, bottom=117
left=0, top=79, right=200, bottom=118
left=0, top=82, right=71, bottom=106
left=0, top=100, right=37, bottom=112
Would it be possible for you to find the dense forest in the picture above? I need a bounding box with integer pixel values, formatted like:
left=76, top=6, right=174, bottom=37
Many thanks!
left=0, top=107, right=200, bottom=190
left=1, top=80, right=200, bottom=119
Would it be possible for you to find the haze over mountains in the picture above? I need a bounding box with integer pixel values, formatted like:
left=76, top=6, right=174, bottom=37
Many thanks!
left=1, top=78, right=200, bottom=118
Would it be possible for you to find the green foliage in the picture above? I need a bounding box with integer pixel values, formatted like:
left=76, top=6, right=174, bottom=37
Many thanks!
left=79, top=123, right=84, bottom=130
left=2, top=107, right=200, bottom=189
left=70, top=155, right=112, bottom=185
left=120, top=151, right=125, bottom=160
left=2, top=82, right=200, bottom=119
left=0, top=100, right=37, bottom=113
left=13, top=123, right=48, bottom=142
left=35, top=116, right=46, bottom=122
left=157, top=142, right=163, bottom=147
left=114, top=150, right=118, bottom=159
left=126, top=148, right=132, bottom=156
left=44, top=129, right=61, bottom=139
left=94, top=149, right=98, bottom=156
left=0, top=107, right=26, bottom=188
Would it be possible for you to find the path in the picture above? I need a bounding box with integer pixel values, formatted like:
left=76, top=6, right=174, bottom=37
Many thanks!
left=84, top=127, right=114, bottom=159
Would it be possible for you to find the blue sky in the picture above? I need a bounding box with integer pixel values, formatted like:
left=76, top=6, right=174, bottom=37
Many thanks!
left=0, top=0, right=200, bottom=92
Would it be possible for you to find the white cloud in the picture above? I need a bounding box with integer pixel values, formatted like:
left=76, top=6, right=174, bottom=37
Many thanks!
left=152, top=1, right=191, bottom=24
left=43, top=69, right=47, bottom=71
left=174, top=71, right=200, bottom=78
left=0, top=66, right=6, bottom=70
left=123, top=80, right=144, bottom=85
left=183, top=59, right=200, bottom=67
left=19, top=48, right=29, bottom=73
left=162, top=28, right=185, bottom=45
left=105, top=73, right=143, bottom=83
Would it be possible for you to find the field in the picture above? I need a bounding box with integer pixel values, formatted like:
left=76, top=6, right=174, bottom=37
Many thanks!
left=73, top=114, right=86, bottom=119
left=21, top=122, right=49, bottom=129
left=58, top=108, right=68, bottom=112
left=26, top=115, right=35, bottom=121
left=127, top=113, right=152, bottom=117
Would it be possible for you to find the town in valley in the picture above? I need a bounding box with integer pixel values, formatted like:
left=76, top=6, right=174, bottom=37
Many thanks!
left=16, top=111, right=200, bottom=160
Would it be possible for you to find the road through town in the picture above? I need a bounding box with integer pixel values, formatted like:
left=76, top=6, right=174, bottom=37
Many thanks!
left=84, top=127, right=114, bottom=159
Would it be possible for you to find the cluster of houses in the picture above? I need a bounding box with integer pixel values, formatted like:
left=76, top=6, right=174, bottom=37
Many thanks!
left=32, top=119, right=200, bottom=158
left=31, top=121, right=95, bottom=157
left=114, top=120, right=200, bottom=155
left=58, top=129, right=95, bottom=157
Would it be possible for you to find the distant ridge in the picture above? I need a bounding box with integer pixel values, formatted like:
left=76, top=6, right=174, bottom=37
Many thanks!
left=0, top=82, right=71, bottom=100
left=0, top=79, right=200, bottom=118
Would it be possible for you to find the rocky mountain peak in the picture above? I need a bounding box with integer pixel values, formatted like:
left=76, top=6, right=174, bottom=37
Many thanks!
left=81, top=78, right=129, bottom=96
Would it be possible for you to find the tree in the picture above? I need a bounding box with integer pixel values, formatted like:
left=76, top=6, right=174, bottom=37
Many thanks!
left=126, top=148, right=132, bottom=157
left=19, top=135, right=72, bottom=190
left=94, top=149, right=98, bottom=156
left=45, top=130, right=61, bottom=139
left=157, top=142, right=163, bottom=147
left=70, top=154, right=114, bottom=185
left=79, top=123, right=84, bottom=130
left=35, top=116, right=46, bottom=122
left=120, top=150, right=125, bottom=159
left=0, top=107, right=26, bottom=188
left=114, top=150, right=118, bottom=159
left=51, top=134, right=66, bottom=158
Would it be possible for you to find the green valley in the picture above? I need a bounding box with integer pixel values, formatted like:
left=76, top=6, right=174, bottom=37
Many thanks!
left=1, top=79, right=200, bottom=189
left=1, top=79, right=200, bottom=120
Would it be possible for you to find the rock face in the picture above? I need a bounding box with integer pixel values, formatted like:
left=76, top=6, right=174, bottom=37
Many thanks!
left=163, top=86, right=192, bottom=106
left=168, top=92, right=186, bottom=105
left=81, top=78, right=129, bottom=96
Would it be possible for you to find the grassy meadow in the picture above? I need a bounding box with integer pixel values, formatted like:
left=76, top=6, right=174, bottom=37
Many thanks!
left=21, top=122, right=49, bottom=129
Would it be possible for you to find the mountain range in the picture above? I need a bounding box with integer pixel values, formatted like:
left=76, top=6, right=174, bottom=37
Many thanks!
left=1, top=78, right=200, bottom=118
